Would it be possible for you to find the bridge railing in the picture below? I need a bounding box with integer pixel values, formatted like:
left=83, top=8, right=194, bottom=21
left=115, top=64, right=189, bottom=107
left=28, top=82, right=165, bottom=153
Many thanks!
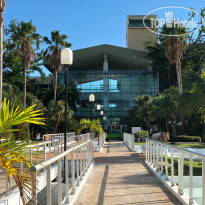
left=146, top=139, right=205, bottom=205
left=3, top=133, right=76, bottom=197
left=30, top=139, right=94, bottom=205
left=124, top=133, right=135, bottom=151
left=98, top=132, right=106, bottom=151
left=43, top=132, right=75, bottom=142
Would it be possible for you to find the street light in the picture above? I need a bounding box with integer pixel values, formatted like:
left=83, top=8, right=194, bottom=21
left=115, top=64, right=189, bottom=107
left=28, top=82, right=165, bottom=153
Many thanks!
left=61, top=48, right=73, bottom=182
left=100, top=111, right=103, bottom=116
left=89, top=94, right=95, bottom=120
left=97, top=104, right=101, bottom=111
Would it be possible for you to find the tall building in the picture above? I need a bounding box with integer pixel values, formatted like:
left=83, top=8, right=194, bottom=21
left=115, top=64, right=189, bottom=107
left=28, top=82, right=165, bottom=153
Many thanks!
left=126, top=15, right=157, bottom=51
left=45, top=15, right=159, bottom=130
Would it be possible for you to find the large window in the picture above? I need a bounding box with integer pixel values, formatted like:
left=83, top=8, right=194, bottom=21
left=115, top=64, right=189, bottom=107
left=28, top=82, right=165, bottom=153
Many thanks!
left=58, top=70, right=158, bottom=119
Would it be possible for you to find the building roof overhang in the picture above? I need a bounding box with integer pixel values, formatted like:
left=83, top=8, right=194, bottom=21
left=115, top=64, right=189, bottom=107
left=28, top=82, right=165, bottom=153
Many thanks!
left=44, top=44, right=150, bottom=72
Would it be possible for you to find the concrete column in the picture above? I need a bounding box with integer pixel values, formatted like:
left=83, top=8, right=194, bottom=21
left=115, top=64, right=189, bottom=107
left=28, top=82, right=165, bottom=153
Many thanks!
left=103, top=53, right=109, bottom=129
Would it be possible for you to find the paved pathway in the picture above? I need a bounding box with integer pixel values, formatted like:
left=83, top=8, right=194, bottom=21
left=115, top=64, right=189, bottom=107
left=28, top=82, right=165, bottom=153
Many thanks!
left=74, top=141, right=182, bottom=205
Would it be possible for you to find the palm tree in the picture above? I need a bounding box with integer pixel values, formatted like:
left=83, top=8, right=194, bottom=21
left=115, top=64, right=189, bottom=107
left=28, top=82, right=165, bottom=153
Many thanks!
left=0, top=0, right=5, bottom=108
left=150, top=96, right=167, bottom=132
left=161, top=87, right=179, bottom=137
left=6, top=19, right=42, bottom=108
left=160, top=25, right=187, bottom=94
left=77, top=119, right=103, bottom=136
left=47, top=100, right=73, bottom=133
left=44, top=31, right=71, bottom=103
left=0, top=98, right=45, bottom=204
left=133, top=95, right=152, bottom=130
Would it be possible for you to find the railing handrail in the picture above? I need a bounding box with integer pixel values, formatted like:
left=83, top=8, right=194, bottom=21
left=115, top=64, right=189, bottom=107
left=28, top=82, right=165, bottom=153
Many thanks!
left=31, top=140, right=92, bottom=172
left=124, top=132, right=135, bottom=151
left=146, top=138, right=205, bottom=204
left=147, top=139, right=205, bottom=159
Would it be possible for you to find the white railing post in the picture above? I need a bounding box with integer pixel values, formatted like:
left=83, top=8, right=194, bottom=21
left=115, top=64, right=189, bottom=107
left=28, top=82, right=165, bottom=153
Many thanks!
left=61, top=138, right=63, bottom=153
left=202, top=159, right=205, bottom=204
left=49, top=142, right=51, bottom=159
left=180, top=152, right=184, bottom=195
left=80, top=147, right=83, bottom=180
left=43, top=144, right=46, bottom=161
left=71, top=149, right=75, bottom=194
left=165, top=147, right=168, bottom=180
left=54, top=140, right=56, bottom=157
left=153, top=143, right=155, bottom=168
left=58, top=159, right=62, bottom=205
left=86, top=144, right=88, bottom=171
left=161, top=144, right=163, bottom=176
left=65, top=154, right=69, bottom=203
left=147, top=140, right=150, bottom=163
left=83, top=146, right=85, bottom=176
left=156, top=143, right=159, bottom=171
left=150, top=142, right=152, bottom=165
left=47, top=165, right=51, bottom=205
left=145, top=139, right=147, bottom=161
left=178, top=151, right=181, bottom=194
left=171, top=148, right=174, bottom=186
left=76, top=148, right=79, bottom=186
left=189, top=154, right=194, bottom=204
left=57, top=141, right=60, bottom=155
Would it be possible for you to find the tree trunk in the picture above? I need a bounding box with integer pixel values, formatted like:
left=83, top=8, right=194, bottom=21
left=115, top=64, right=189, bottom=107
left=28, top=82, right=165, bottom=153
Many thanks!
left=145, top=116, right=150, bottom=131
left=181, top=116, right=185, bottom=135
left=54, top=70, right=58, bottom=103
left=157, top=117, right=161, bottom=132
left=171, top=118, right=176, bottom=137
left=165, top=119, right=169, bottom=132
left=192, top=122, right=196, bottom=136
left=0, top=1, right=4, bottom=108
left=23, top=67, right=27, bottom=108
left=176, top=60, right=183, bottom=94
left=55, top=117, right=60, bottom=133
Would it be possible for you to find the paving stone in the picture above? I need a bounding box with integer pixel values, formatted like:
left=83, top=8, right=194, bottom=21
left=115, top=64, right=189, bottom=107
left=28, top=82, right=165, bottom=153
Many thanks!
left=74, top=141, right=182, bottom=205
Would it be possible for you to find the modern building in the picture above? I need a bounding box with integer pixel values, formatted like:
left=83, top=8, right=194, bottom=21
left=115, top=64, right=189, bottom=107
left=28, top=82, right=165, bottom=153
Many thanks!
left=45, top=15, right=159, bottom=130
left=30, top=74, right=53, bottom=92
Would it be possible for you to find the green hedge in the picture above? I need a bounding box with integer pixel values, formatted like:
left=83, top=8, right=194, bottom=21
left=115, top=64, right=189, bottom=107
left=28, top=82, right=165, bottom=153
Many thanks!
left=173, top=135, right=201, bottom=143
left=106, top=134, right=123, bottom=141
left=136, top=130, right=148, bottom=142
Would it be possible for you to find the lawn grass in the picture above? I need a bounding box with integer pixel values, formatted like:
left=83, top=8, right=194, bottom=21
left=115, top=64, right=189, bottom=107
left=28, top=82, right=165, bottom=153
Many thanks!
left=135, top=142, right=145, bottom=145
left=172, top=143, right=205, bottom=149
left=165, top=157, right=202, bottom=176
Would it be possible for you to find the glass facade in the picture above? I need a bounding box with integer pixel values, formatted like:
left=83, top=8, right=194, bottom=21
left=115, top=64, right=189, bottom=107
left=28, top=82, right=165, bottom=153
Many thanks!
left=58, top=69, right=159, bottom=126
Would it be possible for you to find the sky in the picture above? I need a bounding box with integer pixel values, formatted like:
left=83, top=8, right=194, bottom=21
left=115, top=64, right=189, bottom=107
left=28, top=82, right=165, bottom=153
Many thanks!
left=4, top=0, right=205, bottom=76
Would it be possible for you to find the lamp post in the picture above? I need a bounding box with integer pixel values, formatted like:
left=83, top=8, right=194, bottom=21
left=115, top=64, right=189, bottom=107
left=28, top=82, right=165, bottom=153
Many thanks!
left=97, top=104, right=101, bottom=111
left=100, top=111, right=103, bottom=116
left=89, top=94, right=95, bottom=120
left=61, top=48, right=73, bottom=182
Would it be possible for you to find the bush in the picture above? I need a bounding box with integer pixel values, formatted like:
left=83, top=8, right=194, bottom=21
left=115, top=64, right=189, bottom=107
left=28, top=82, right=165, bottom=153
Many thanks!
left=136, top=130, right=148, bottom=142
left=106, top=134, right=123, bottom=141
left=174, top=135, right=201, bottom=143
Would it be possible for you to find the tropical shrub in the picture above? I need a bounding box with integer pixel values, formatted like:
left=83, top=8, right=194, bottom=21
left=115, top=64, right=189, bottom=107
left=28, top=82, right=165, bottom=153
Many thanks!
left=173, top=135, right=201, bottom=143
left=136, top=130, right=148, bottom=142
left=77, top=119, right=103, bottom=136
